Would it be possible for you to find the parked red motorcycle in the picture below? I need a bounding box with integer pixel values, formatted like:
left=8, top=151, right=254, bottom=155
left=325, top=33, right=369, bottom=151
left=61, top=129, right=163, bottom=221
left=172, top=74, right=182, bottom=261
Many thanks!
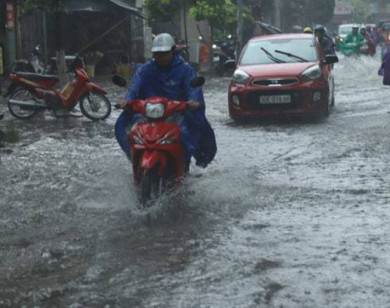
left=113, top=75, right=204, bottom=206
left=6, top=55, right=111, bottom=120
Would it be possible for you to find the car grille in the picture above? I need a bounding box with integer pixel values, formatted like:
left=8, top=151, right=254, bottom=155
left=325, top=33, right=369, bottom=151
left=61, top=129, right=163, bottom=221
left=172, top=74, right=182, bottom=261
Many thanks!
left=247, top=90, right=303, bottom=110
left=251, top=78, right=299, bottom=87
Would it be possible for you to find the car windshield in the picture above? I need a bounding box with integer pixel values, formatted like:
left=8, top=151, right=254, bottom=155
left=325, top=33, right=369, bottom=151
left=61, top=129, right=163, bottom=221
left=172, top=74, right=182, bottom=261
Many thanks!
left=339, top=26, right=354, bottom=35
left=240, top=38, right=317, bottom=66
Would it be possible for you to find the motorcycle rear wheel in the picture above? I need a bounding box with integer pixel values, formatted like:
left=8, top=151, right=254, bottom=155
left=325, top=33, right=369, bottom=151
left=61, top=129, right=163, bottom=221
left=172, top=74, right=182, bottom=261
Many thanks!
left=79, top=91, right=111, bottom=121
left=8, top=88, right=38, bottom=119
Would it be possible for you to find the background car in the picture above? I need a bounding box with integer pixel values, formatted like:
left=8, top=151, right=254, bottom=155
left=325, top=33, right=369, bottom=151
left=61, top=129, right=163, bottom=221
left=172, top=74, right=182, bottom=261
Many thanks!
left=228, top=33, right=338, bottom=121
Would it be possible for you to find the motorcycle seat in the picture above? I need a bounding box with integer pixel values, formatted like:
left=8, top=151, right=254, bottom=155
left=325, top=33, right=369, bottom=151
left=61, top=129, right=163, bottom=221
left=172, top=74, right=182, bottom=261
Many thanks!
left=15, top=72, right=59, bottom=81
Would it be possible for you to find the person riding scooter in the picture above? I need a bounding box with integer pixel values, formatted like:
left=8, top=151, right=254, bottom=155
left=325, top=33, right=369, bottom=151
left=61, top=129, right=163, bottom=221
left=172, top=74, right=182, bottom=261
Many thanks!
left=342, top=26, right=366, bottom=56
left=360, top=27, right=376, bottom=56
left=314, top=25, right=336, bottom=56
left=115, top=33, right=217, bottom=168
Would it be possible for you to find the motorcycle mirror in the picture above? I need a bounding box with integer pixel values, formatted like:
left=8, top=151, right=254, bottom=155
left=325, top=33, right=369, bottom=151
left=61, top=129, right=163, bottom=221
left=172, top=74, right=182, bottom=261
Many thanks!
left=33, top=45, right=41, bottom=56
left=112, top=75, right=127, bottom=87
left=190, top=76, right=205, bottom=88
left=323, top=54, right=339, bottom=64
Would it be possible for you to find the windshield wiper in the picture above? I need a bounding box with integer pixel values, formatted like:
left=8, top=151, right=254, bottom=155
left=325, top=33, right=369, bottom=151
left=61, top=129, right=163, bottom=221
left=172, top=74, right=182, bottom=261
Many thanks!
left=274, top=49, right=309, bottom=62
left=261, top=47, right=285, bottom=63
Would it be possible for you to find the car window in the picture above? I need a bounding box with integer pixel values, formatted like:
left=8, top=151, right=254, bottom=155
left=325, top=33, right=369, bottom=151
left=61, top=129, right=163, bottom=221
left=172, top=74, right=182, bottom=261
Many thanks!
left=339, top=26, right=353, bottom=35
left=240, top=38, right=317, bottom=66
left=383, top=23, right=390, bottom=30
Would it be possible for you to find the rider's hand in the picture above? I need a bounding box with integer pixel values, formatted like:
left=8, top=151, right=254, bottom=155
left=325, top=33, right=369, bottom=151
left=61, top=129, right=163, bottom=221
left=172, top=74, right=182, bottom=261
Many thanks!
left=118, top=98, right=128, bottom=109
left=187, top=100, right=200, bottom=110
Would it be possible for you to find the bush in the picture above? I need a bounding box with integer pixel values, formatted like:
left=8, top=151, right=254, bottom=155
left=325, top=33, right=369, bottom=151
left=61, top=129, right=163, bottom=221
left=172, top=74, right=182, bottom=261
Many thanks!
left=1, top=125, right=20, bottom=143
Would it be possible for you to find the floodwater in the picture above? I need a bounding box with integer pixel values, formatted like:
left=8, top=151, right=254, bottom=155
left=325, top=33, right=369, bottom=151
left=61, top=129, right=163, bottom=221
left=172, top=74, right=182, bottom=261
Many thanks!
left=1, top=55, right=390, bottom=307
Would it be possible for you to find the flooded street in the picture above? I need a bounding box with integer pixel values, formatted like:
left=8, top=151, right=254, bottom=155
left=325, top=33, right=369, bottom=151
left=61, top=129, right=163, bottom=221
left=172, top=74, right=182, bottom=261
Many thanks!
left=2, top=55, right=390, bottom=307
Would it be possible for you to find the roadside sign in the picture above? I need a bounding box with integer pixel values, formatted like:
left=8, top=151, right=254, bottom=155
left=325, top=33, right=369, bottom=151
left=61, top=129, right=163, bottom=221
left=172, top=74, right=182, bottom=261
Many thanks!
left=6, top=2, right=15, bottom=31
left=334, top=1, right=352, bottom=15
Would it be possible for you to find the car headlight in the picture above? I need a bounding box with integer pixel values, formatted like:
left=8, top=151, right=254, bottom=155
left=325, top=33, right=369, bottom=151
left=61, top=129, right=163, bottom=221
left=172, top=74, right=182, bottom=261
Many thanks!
left=145, top=103, right=165, bottom=119
left=232, top=69, right=250, bottom=84
left=301, top=65, right=322, bottom=81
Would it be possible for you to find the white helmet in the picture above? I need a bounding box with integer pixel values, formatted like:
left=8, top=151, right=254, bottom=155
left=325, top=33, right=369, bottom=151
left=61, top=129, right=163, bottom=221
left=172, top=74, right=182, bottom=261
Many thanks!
left=151, top=33, right=175, bottom=53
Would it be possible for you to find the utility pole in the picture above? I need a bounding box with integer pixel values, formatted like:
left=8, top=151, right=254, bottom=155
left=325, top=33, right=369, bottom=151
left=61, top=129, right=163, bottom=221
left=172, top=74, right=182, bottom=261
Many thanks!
left=236, top=0, right=243, bottom=61
left=274, top=0, right=281, bottom=29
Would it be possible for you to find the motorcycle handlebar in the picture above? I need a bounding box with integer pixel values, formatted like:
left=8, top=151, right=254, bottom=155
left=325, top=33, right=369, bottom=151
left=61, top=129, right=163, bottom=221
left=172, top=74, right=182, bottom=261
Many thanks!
left=114, top=100, right=200, bottom=111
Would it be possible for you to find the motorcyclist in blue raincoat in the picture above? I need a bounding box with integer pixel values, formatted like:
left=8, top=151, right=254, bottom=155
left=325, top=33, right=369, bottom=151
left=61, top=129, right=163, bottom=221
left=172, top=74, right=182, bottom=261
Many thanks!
left=115, top=33, right=217, bottom=168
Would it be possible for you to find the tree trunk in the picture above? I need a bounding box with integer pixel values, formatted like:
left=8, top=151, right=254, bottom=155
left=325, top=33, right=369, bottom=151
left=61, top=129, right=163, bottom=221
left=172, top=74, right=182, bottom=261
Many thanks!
left=56, top=49, right=68, bottom=86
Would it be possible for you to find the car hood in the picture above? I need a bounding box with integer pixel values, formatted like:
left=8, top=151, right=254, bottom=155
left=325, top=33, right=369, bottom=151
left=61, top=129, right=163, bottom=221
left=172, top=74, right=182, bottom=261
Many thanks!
left=238, top=62, right=318, bottom=79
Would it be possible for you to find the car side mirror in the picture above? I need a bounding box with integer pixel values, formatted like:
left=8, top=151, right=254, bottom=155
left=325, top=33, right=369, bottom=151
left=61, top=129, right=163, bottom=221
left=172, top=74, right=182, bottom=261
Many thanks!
left=112, top=75, right=127, bottom=87
left=224, top=59, right=236, bottom=70
left=190, top=76, right=205, bottom=88
left=324, top=54, right=339, bottom=64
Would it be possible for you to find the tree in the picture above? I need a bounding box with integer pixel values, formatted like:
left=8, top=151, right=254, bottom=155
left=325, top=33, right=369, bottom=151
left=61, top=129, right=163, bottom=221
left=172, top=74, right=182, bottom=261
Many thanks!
left=350, top=0, right=370, bottom=23
left=18, top=0, right=68, bottom=85
left=145, top=0, right=184, bottom=22
left=189, top=0, right=237, bottom=30
left=190, top=0, right=253, bottom=38
left=306, top=0, right=336, bottom=25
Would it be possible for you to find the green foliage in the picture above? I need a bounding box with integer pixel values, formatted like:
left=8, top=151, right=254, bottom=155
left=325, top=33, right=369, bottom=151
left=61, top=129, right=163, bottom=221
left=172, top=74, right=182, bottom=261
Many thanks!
left=299, top=0, right=336, bottom=26
left=18, top=0, right=64, bottom=16
left=1, top=126, right=20, bottom=143
left=145, top=0, right=183, bottom=22
left=189, top=0, right=253, bottom=32
left=310, top=0, right=336, bottom=25
left=350, top=0, right=370, bottom=23
left=145, top=0, right=253, bottom=34
left=189, top=0, right=236, bottom=28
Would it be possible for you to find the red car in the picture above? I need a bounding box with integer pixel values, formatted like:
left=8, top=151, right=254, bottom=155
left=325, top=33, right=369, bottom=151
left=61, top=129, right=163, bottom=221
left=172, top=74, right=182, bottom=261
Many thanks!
left=228, top=33, right=338, bottom=121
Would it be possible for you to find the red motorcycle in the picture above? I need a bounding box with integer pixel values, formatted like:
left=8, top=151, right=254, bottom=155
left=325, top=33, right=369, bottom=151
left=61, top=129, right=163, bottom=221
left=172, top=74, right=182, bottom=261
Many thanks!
left=113, top=75, right=204, bottom=206
left=6, top=55, right=111, bottom=120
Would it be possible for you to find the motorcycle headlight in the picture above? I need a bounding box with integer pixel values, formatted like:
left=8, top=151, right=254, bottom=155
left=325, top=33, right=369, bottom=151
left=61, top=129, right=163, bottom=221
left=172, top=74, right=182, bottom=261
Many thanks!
left=301, top=65, right=322, bottom=81
left=160, top=137, right=176, bottom=145
left=232, top=69, right=250, bottom=84
left=145, top=103, right=165, bottom=119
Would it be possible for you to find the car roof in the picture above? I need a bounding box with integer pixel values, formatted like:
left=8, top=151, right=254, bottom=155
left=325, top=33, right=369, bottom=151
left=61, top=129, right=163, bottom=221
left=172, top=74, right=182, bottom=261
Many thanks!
left=338, top=23, right=362, bottom=28
left=248, top=33, right=314, bottom=43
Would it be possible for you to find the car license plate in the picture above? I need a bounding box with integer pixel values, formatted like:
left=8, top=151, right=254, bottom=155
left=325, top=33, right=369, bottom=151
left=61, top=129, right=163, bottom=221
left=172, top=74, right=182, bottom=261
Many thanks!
left=259, top=95, right=291, bottom=104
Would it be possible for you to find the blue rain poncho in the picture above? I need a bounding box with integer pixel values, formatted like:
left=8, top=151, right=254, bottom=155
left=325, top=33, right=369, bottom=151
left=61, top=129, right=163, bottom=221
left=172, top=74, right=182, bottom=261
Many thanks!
left=115, top=52, right=217, bottom=167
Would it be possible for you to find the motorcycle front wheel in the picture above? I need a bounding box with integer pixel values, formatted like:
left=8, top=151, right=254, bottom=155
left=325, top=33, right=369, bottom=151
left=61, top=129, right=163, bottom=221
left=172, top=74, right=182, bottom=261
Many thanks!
left=79, top=91, right=111, bottom=121
left=8, top=87, right=39, bottom=119
left=139, top=167, right=163, bottom=207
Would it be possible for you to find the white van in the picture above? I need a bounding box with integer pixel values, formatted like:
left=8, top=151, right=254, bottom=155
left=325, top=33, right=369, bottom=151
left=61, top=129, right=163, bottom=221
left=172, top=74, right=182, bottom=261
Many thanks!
left=337, top=24, right=363, bottom=40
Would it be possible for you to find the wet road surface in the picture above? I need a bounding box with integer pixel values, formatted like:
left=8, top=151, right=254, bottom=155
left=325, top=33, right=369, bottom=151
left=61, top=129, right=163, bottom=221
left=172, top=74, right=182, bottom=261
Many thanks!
left=1, top=56, right=390, bottom=307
